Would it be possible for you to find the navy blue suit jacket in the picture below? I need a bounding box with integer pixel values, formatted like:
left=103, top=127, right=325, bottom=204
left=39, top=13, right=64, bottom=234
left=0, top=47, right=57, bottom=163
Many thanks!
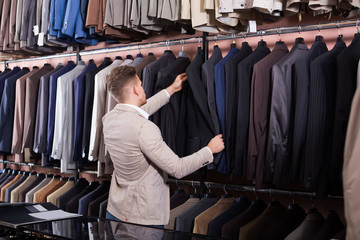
left=0, top=67, right=21, bottom=104
left=78, top=181, right=110, bottom=216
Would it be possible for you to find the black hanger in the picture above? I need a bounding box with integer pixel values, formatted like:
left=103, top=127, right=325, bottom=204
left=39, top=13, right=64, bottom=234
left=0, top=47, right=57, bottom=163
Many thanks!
left=136, top=53, right=143, bottom=58
left=174, top=180, right=185, bottom=194
left=203, top=183, right=216, bottom=198
left=88, top=59, right=95, bottom=64
left=257, top=39, right=267, bottom=47
left=68, top=176, right=75, bottom=181
left=115, top=56, right=122, bottom=60
left=53, top=175, right=61, bottom=179
left=104, top=57, right=112, bottom=61
left=60, top=177, right=68, bottom=181
left=17, top=171, right=22, bottom=175
left=12, top=170, right=18, bottom=175
left=190, top=181, right=200, bottom=198
left=337, top=34, right=344, bottom=43
left=126, top=55, right=133, bottom=60
left=295, top=37, right=305, bottom=44
left=148, top=52, right=154, bottom=56
left=90, top=181, right=99, bottom=186
left=230, top=42, right=236, bottom=49
left=37, top=173, right=45, bottom=177
left=221, top=185, right=232, bottom=198
left=23, top=171, right=30, bottom=176
left=46, top=173, right=53, bottom=178
left=214, top=45, right=219, bottom=49
left=315, top=35, right=324, bottom=42
left=276, top=40, right=285, bottom=45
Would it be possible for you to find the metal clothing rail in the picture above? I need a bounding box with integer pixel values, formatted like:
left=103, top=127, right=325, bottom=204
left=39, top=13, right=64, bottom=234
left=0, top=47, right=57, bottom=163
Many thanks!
left=207, top=18, right=360, bottom=42
left=167, top=179, right=343, bottom=199
left=0, top=159, right=61, bottom=170
left=2, top=36, right=203, bottom=65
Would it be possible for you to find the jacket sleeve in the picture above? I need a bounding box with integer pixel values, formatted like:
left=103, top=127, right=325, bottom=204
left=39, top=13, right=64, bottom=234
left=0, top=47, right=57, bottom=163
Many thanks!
left=141, top=89, right=169, bottom=116
left=139, top=121, right=213, bottom=179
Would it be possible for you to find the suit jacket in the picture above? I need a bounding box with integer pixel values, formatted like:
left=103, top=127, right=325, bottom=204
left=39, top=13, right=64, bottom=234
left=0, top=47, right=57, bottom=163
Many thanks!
left=343, top=59, right=360, bottom=240
left=25, top=176, right=51, bottom=202
left=193, top=197, right=235, bottom=235
left=331, top=34, right=360, bottom=193
left=57, top=178, right=89, bottom=210
left=136, top=53, right=156, bottom=80
left=22, top=64, right=54, bottom=157
left=0, top=68, right=30, bottom=154
left=247, top=43, right=289, bottom=187
left=0, top=67, right=21, bottom=102
left=214, top=47, right=239, bottom=173
left=33, top=65, right=63, bottom=166
left=221, top=199, right=266, bottom=240
left=207, top=197, right=250, bottom=238
left=73, top=60, right=96, bottom=165
left=292, top=40, right=328, bottom=184
left=152, top=57, right=191, bottom=155
left=185, top=49, right=216, bottom=162
left=202, top=46, right=222, bottom=137
left=81, top=57, right=112, bottom=162
left=18, top=173, right=45, bottom=202
left=285, top=212, right=324, bottom=240
left=103, top=90, right=213, bottom=225
left=4, top=173, right=28, bottom=202
left=0, top=0, right=12, bottom=50
left=313, top=211, right=344, bottom=240
left=46, top=179, right=75, bottom=205
left=99, top=199, right=107, bottom=219
left=20, top=0, right=38, bottom=49
left=45, top=61, right=75, bottom=156
left=51, top=62, right=86, bottom=173
left=129, top=55, right=144, bottom=67
left=224, top=42, right=253, bottom=173
left=166, top=197, right=199, bottom=230
left=266, top=42, right=308, bottom=185
left=11, top=68, right=40, bottom=158
left=175, top=197, right=218, bottom=233
left=0, top=174, right=22, bottom=201
left=239, top=204, right=286, bottom=240
left=38, top=178, right=66, bottom=203
left=142, top=50, right=176, bottom=98
left=304, top=40, right=346, bottom=196
left=10, top=174, right=36, bottom=203
left=78, top=180, right=110, bottom=216
left=170, top=190, right=189, bottom=210
left=66, top=181, right=100, bottom=213
left=88, top=59, right=123, bottom=161
left=88, top=192, right=108, bottom=218
left=33, top=177, right=60, bottom=203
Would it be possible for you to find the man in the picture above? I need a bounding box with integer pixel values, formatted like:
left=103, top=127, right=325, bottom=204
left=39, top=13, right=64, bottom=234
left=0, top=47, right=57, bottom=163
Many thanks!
left=103, top=66, right=224, bottom=227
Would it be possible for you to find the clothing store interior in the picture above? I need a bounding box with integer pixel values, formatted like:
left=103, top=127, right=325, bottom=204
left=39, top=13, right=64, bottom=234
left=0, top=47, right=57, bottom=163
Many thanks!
left=0, top=0, right=360, bottom=239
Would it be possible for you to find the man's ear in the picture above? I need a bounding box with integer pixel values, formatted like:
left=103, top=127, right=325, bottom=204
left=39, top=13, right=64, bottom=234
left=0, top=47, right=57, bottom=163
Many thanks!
left=133, top=84, right=140, bottom=96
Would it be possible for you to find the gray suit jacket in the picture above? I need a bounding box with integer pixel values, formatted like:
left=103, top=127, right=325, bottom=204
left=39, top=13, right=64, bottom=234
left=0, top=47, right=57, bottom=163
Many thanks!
left=51, top=62, right=86, bottom=173
left=266, top=42, right=308, bottom=185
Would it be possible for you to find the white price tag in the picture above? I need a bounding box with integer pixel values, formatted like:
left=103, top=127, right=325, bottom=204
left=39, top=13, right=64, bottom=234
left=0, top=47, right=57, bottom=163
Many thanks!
left=219, top=0, right=234, bottom=13
left=38, top=33, right=44, bottom=46
left=248, top=20, right=257, bottom=33
left=33, top=25, right=39, bottom=36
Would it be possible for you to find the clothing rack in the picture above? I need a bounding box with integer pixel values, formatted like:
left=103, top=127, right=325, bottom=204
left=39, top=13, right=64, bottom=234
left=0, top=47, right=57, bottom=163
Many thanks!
left=167, top=179, right=343, bottom=200
left=0, top=159, right=60, bottom=170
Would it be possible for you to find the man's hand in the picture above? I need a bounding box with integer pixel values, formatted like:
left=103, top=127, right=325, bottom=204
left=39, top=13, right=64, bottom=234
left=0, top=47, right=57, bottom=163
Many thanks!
left=166, top=73, right=187, bottom=96
left=207, top=134, right=225, bottom=154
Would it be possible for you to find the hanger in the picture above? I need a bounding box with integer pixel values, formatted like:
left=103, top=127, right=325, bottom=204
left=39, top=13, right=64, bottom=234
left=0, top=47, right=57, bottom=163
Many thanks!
left=126, top=55, right=133, bottom=60
left=230, top=33, right=236, bottom=49
left=267, top=189, right=280, bottom=206
left=29, top=171, right=37, bottom=176
left=315, top=23, right=324, bottom=42
left=23, top=171, right=30, bottom=176
left=308, top=194, right=319, bottom=213
left=336, top=21, right=344, bottom=43
left=37, top=173, right=45, bottom=177
left=295, top=26, right=305, bottom=44
left=136, top=45, right=143, bottom=58
left=115, top=56, right=122, bottom=60
left=214, top=36, right=218, bottom=48
left=174, top=180, right=185, bottom=194
left=90, top=181, right=99, bottom=186
left=276, top=28, right=284, bottom=45
left=190, top=181, right=200, bottom=198
left=355, top=18, right=360, bottom=38
left=166, top=40, right=171, bottom=51
left=221, top=185, right=232, bottom=198
left=46, top=173, right=53, bottom=178
left=203, top=183, right=216, bottom=198
left=178, top=40, right=188, bottom=57
left=68, top=176, right=75, bottom=181
left=257, top=31, right=267, bottom=47
left=53, top=175, right=61, bottom=179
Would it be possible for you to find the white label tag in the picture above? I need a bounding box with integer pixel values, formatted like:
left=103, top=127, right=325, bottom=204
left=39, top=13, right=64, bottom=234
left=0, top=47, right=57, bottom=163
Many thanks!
left=24, top=148, right=30, bottom=162
left=219, top=0, right=234, bottom=13
left=33, top=25, right=39, bottom=36
left=38, top=33, right=44, bottom=46
left=248, top=20, right=257, bottom=33
left=33, top=204, right=47, bottom=212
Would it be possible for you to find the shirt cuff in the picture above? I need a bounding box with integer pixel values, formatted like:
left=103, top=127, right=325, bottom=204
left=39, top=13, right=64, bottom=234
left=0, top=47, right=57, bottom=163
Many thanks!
left=205, top=147, right=213, bottom=158
left=163, top=89, right=170, bottom=98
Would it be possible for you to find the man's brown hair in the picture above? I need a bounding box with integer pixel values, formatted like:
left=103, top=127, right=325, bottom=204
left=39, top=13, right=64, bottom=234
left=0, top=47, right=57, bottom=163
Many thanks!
left=106, top=65, right=137, bottom=101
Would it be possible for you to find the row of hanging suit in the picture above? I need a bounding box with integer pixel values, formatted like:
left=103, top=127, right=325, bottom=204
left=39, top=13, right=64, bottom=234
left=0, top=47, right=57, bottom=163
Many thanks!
left=165, top=189, right=345, bottom=240
left=159, top=32, right=359, bottom=197
left=0, top=169, right=109, bottom=218
left=0, top=52, right=154, bottom=175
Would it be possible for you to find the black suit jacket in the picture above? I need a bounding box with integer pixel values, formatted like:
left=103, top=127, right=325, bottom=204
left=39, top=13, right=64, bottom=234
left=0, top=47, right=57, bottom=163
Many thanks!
left=185, top=49, right=216, bottom=159
left=142, top=50, right=176, bottom=98
left=331, top=34, right=360, bottom=193
left=304, top=40, right=346, bottom=195
left=57, top=178, right=89, bottom=210
left=292, top=40, right=328, bottom=183
left=234, top=43, right=270, bottom=177
left=81, top=57, right=112, bottom=161
left=224, top=42, right=253, bottom=173
left=152, top=56, right=191, bottom=156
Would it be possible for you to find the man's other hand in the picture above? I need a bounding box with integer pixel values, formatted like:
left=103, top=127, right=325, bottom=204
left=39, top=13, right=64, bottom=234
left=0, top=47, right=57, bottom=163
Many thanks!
left=207, top=134, right=225, bottom=154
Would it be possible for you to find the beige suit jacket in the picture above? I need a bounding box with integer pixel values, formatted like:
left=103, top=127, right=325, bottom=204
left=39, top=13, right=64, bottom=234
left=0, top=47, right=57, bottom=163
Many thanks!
left=103, top=90, right=213, bottom=225
left=343, top=60, right=360, bottom=240
left=10, top=174, right=36, bottom=203
left=47, top=180, right=74, bottom=205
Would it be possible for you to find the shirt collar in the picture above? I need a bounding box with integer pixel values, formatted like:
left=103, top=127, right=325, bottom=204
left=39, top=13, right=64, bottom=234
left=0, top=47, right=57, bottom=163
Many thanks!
left=119, top=103, right=149, bottom=119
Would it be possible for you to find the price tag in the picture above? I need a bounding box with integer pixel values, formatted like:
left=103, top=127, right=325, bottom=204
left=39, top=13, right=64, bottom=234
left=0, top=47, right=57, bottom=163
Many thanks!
left=38, top=32, right=44, bottom=46
left=248, top=20, right=257, bottom=33
left=33, top=25, right=39, bottom=36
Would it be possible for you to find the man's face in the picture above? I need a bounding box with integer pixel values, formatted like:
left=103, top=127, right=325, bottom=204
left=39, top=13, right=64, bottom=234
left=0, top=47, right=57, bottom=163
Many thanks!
left=136, top=75, right=147, bottom=106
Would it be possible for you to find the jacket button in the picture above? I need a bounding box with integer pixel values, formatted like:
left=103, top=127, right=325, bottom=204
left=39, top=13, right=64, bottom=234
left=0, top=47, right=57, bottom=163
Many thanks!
left=64, top=22, right=68, bottom=29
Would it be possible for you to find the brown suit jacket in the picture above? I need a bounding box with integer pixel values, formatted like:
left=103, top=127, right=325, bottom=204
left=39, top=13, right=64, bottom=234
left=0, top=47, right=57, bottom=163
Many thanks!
left=33, top=178, right=60, bottom=203
left=0, top=174, right=22, bottom=201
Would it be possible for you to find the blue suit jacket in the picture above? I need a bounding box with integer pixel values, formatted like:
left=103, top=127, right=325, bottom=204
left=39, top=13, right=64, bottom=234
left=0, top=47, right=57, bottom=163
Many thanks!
left=0, top=68, right=30, bottom=153
left=0, top=67, right=21, bottom=104
left=45, top=61, right=75, bottom=156
left=214, top=47, right=239, bottom=173
left=73, top=60, right=97, bottom=165
left=49, top=0, right=71, bottom=40
left=61, top=0, right=98, bottom=45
